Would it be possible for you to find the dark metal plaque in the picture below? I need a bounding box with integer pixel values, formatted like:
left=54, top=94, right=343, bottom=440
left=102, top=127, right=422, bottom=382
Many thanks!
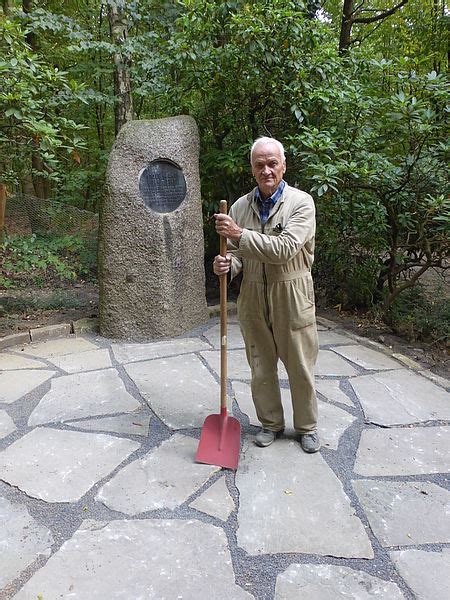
left=139, top=159, right=187, bottom=213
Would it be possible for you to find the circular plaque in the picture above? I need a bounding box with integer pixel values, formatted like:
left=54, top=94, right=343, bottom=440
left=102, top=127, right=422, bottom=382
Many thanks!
left=138, top=159, right=187, bottom=213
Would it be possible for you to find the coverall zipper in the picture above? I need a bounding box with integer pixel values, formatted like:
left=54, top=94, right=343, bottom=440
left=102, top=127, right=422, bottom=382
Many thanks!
left=261, top=222, right=270, bottom=325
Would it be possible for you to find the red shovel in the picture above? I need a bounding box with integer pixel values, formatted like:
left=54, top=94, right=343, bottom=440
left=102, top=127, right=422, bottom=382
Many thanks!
left=196, top=200, right=241, bottom=470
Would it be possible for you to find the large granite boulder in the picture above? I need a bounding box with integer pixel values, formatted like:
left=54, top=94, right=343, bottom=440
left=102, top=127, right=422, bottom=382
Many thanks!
left=98, top=116, right=208, bottom=340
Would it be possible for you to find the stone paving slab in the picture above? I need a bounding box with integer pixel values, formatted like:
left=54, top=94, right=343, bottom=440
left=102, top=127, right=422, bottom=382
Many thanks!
left=97, top=434, right=218, bottom=514
left=315, top=379, right=354, bottom=407
left=0, top=353, right=48, bottom=370
left=350, top=369, right=450, bottom=426
left=236, top=437, right=373, bottom=557
left=203, top=322, right=245, bottom=349
left=274, top=564, right=405, bottom=599
left=0, top=427, right=139, bottom=502
left=124, top=354, right=219, bottom=429
left=0, top=322, right=449, bottom=600
left=353, top=480, right=450, bottom=546
left=14, top=519, right=253, bottom=600
left=354, top=426, right=450, bottom=476
left=390, top=549, right=450, bottom=600
left=333, top=344, right=402, bottom=370
left=28, top=368, right=141, bottom=426
left=0, top=410, right=16, bottom=439
left=22, top=337, right=99, bottom=358
left=317, top=330, right=356, bottom=346
left=0, top=496, right=54, bottom=589
left=66, top=410, right=151, bottom=437
left=111, top=337, right=211, bottom=363
left=189, top=475, right=235, bottom=521
left=315, top=350, right=359, bottom=376
left=47, top=348, right=112, bottom=373
left=0, top=370, right=55, bottom=404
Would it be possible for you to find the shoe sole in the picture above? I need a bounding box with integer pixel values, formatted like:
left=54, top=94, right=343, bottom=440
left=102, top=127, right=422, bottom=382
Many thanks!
left=301, top=445, right=320, bottom=453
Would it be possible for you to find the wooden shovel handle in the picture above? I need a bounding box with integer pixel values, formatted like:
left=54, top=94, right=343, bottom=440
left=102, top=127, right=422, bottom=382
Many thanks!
left=219, top=200, right=228, bottom=411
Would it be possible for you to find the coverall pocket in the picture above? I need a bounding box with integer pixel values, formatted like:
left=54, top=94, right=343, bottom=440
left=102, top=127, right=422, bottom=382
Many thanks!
left=290, top=280, right=316, bottom=329
left=291, top=304, right=316, bottom=329
left=237, top=282, right=264, bottom=322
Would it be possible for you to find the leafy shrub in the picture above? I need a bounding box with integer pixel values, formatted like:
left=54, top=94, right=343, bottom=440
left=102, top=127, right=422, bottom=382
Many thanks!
left=386, top=285, right=450, bottom=344
left=0, top=233, right=97, bottom=288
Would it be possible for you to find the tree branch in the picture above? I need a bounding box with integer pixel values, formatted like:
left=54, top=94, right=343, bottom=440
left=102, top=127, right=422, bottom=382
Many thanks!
left=353, top=0, right=409, bottom=25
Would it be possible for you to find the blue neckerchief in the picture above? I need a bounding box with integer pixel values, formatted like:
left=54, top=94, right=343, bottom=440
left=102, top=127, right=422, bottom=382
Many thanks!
left=255, top=180, right=285, bottom=225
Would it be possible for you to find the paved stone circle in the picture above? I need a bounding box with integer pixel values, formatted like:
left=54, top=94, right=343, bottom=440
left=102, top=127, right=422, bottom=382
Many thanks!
left=0, top=317, right=449, bottom=599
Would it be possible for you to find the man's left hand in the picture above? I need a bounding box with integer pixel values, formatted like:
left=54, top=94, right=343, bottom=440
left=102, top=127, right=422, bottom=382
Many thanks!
left=214, top=213, right=243, bottom=241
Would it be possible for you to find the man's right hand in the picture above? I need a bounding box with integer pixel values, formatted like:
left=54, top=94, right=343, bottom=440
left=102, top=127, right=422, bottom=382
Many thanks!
left=213, top=253, right=232, bottom=276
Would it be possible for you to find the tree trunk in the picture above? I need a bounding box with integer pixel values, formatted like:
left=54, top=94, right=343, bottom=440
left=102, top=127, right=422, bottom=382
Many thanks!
left=108, top=0, right=134, bottom=136
left=339, top=0, right=354, bottom=54
left=0, top=182, right=6, bottom=241
left=23, top=0, right=49, bottom=198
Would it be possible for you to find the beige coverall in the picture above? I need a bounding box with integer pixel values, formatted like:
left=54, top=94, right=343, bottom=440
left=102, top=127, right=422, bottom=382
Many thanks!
left=228, top=183, right=318, bottom=434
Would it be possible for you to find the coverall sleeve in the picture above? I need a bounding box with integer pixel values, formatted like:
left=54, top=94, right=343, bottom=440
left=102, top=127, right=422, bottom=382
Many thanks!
left=235, top=193, right=315, bottom=265
left=227, top=203, right=243, bottom=280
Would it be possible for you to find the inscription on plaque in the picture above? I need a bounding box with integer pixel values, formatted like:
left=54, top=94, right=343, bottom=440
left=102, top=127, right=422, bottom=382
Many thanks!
left=139, top=159, right=187, bottom=213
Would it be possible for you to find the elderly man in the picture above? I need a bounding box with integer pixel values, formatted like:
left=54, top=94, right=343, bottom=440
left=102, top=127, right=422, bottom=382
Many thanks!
left=213, top=136, right=319, bottom=453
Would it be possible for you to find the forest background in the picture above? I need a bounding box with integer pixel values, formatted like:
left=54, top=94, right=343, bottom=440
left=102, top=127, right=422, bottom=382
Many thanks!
left=0, top=0, right=448, bottom=365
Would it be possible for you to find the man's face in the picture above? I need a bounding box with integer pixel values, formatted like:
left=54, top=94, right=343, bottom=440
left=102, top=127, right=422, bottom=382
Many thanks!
left=251, top=142, right=286, bottom=199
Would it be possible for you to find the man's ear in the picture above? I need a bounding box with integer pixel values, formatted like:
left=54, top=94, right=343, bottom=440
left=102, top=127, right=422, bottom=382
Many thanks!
left=282, top=161, right=287, bottom=174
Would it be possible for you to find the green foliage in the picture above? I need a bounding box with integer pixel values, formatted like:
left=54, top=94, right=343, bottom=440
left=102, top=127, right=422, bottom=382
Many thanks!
left=289, top=59, right=449, bottom=309
left=0, top=14, right=87, bottom=188
left=1, top=233, right=96, bottom=288
left=1, top=0, right=448, bottom=341
left=387, top=285, right=450, bottom=344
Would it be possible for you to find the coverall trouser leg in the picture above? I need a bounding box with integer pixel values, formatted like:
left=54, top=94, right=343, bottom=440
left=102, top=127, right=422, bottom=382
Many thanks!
left=239, top=318, right=285, bottom=432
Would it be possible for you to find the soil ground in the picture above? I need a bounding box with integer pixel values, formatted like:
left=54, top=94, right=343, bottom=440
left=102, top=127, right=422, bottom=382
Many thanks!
left=1, top=272, right=448, bottom=380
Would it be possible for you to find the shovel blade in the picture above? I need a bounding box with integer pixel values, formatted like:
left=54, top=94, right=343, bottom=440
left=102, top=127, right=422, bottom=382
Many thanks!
left=196, top=413, right=241, bottom=470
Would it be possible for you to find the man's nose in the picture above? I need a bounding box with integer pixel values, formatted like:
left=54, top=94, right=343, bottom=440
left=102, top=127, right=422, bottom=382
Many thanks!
left=262, top=165, right=271, bottom=175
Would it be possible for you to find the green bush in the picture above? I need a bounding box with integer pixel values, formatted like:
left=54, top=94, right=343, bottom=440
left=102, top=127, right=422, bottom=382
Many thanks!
left=385, top=285, right=449, bottom=344
left=0, top=233, right=97, bottom=288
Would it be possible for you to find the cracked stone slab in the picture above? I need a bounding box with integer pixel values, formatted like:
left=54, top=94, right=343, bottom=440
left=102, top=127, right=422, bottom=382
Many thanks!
left=124, top=354, right=218, bottom=429
left=48, top=348, right=112, bottom=373
left=28, top=369, right=141, bottom=426
left=318, top=330, right=355, bottom=346
left=14, top=519, right=253, bottom=600
left=350, top=370, right=450, bottom=426
left=390, top=549, right=450, bottom=600
left=332, top=344, right=401, bottom=370
left=111, top=337, right=210, bottom=364
left=233, top=382, right=355, bottom=450
left=189, top=476, right=235, bottom=521
left=0, top=410, right=16, bottom=439
left=0, top=353, right=48, bottom=370
left=275, top=564, right=404, bottom=599
left=22, top=337, right=99, bottom=358
left=67, top=410, right=151, bottom=437
left=315, top=350, right=359, bottom=377
left=97, top=434, right=217, bottom=515
left=201, top=349, right=288, bottom=380
left=354, top=426, right=450, bottom=476
left=0, top=496, right=54, bottom=589
left=203, top=322, right=245, bottom=349
left=0, top=370, right=55, bottom=404
left=315, top=379, right=354, bottom=407
left=236, top=437, right=373, bottom=557
left=0, top=427, right=139, bottom=502
left=353, top=480, right=450, bottom=546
